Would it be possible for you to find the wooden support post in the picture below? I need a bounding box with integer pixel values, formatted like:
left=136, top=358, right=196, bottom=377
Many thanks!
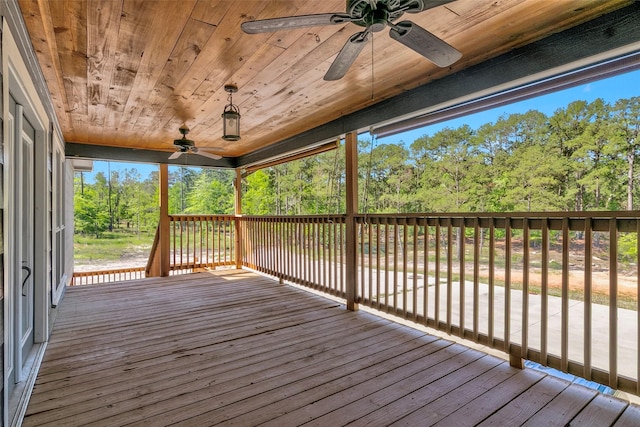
left=509, top=351, right=524, bottom=369
left=159, top=164, right=170, bottom=277
left=345, top=132, right=359, bottom=311
left=234, top=168, right=243, bottom=270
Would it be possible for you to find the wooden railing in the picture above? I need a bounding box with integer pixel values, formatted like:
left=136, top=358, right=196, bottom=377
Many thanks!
left=72, top=267, right=146, bottom=285
left=76, top=215, right=236, bottom=285
left=241, top=215, right=347, bottom=298
left=242, top=212, right=640, bottom=396
left=168, top=214, right=236, bottom=271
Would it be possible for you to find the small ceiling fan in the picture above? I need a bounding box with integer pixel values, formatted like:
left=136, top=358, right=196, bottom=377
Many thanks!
left=169, top=125, right=223, bottom=160
left=241, top=0, right=462, bottom=81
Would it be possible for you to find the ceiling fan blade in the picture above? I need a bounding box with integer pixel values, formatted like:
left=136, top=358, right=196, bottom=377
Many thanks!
left=389, top=21, right=461, bottom=67
left=168, top=151, right=184, bottom=160
left=192, top=148, right=222, bottom=160
left=241, top=13, right=351, bottom=34
left=324, top=32, right=369, bottom=81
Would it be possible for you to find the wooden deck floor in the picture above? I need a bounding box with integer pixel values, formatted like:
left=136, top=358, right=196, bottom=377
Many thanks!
left=24, top=270, right=640, bottom=426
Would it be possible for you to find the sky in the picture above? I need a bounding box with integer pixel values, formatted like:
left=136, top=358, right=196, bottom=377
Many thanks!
left=84, top=68, right=640, bottom=183
left=376, top=68, right=640, bottom=146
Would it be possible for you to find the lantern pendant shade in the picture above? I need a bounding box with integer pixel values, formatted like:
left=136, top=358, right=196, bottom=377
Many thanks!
left=222, top=84, right=241, bottom=141
left=222, top=108, right=240, bottom=141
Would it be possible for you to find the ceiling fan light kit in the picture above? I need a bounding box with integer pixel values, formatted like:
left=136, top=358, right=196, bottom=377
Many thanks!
left=222, top=84, right=241, bottom=142
left=241, top=0, right=462, bottom=81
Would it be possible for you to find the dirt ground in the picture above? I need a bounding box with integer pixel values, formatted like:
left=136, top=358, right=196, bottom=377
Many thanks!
left=74, top=255, right=150, bottom=272
left=487, top=267, right=637, bottom=300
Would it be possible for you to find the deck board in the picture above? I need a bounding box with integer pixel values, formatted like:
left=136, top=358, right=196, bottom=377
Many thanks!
left=24, top=270, right=640, bottom=426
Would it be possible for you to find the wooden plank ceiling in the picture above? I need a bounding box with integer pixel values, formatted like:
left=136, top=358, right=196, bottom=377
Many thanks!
left=17, top=0, right=633, bottom=164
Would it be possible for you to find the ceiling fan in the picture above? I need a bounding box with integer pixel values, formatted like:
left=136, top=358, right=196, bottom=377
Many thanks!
left=169, top=125, right=223, bottom=160
left=241, top=0, right=462, bottom=81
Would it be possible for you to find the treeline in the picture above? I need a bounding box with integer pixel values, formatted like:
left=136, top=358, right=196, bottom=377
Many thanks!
left=74, top=167, right=237, bottom=236
left=74, top=96, right=640, bottom=235
left=249, top=97, right=640, bottom=214
left=74, top=168, right=160, bottom=236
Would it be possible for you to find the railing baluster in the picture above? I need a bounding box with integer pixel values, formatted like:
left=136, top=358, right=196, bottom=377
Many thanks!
left=220, top=218, right=224, bottom=265
left=360, top=219, right=365, bottom=300
left=369, top=219, right=374, bottom=305
left=199, top=217, right=204, bottom=267
left=609, top=218, right=618, bottom=388
left=459, top=218, right=466, bottom=339
left=424, top=219, right=429, bottom=324
left=295, top=222, right=304, bottom=283
left=281, top=218, right=285, bottom=282
left=318, top=219, right=323, bottom=289
left=541, top=218, right=549, bottom=365
left=340, top=219, right=345, bottom=295
left=584, top=217, right=593, bottom=380
left=385, top=222, right=390, bottom=313
left=522, top=218, right=529, bottom=361
left=402, top=220, right=408, bottom=318
left=447, top=218, right=453, bottom=334
left=473, top=218, right=480, bottom=342
left=305, top=219, right=310, bottom=285
left=412, top=221, right=418, bottom=321
left=435, top=220, right=441, bottom=327
left=206, top=217, right=210, bottom=265
left=172, top=218, right=177, bottom=268
left=393, top=221, right=399, bottom=314
left=562, top=217, right=569, bottom=372
left=187, top=217, right=192, bottom=268
left=488, top=218, right=495, bottom=347
left=505, top=217, right=511, bottom=354
left=376, top=219, right=381, bottom=308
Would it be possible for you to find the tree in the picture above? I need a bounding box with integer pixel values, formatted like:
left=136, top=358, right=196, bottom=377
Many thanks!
left=610, top=97, right=640, bottom=209
left=168, top=166, right=200, bottom=214
left=411, top=125, right=480, bottom=212
left=74, top=186, right=110, bottom=237
left=186, top=169, right=234, bottom=214
left=243, top=169, right=274, bottom=215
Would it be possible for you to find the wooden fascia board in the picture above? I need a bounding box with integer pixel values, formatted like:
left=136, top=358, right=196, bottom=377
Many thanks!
left=235, top=2, right=640, bottom=168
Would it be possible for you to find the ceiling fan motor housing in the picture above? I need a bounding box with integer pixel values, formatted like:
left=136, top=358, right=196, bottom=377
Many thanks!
left=348, top=0, right=407, bottom=29
left=174, top=137, right=195, bottom=149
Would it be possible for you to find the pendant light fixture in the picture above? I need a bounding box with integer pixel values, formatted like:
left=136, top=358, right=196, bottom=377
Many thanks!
left=222, top=84, right=241, bottom=141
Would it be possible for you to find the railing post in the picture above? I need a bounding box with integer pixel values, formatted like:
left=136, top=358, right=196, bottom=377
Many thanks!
left=159, top=164, right=170, bottom=277
left=345, top=132, right=359, bottom=311
left=234, top=168, right=243, bottom=270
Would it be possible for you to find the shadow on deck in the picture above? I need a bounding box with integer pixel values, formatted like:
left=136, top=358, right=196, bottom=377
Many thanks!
left=24, top=270, right=640, bottom=426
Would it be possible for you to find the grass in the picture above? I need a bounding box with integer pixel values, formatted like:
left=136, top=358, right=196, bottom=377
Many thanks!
left=74, top=230, right=155, bottom=263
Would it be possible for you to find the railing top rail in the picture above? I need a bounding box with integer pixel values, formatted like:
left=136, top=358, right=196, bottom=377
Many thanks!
left=168, top=214, right=236, bottom=219
left=354, top=211, right=640, bottom=219
left=242, top=214, right=347, bottom=220
left=166, top=211, right=640, bottom=222
left=73, top=266, right=146, bottom=276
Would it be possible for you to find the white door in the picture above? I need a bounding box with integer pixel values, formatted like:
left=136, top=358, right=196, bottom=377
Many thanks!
left=17, top=105, right=35, bottom=379
left=7, top=100, right=35, bottom=391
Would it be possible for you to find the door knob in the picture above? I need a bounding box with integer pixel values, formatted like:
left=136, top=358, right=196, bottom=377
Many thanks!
left=21, top=265, right=32, bottom=297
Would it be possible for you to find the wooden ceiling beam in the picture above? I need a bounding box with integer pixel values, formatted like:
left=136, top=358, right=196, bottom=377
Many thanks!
left=65, top=142, right=237, bottom=168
